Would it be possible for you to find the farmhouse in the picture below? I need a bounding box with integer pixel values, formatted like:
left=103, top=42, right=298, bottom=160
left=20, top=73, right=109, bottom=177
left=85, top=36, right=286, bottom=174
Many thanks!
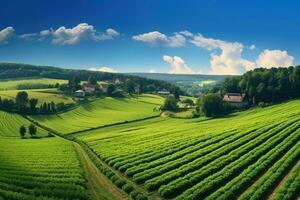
left=82, top=83, right=96, bottom=94
left=114, top=78, right=123, bottom=84
left=223, top=93, right=247, bottom=108
left=157, top=90, right=170, bottom=96
left=98, top=83, right=109, bottom=93
left=74, top=90, right=85, bottom=101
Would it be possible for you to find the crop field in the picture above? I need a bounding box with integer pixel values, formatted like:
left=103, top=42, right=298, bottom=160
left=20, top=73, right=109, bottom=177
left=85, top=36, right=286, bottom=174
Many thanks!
left=0, top=78, right=67, bottom=90
left=0, top=89, right=74, bottom=105
left=0, top=138, right=89, bottom=200
left=0, top=111, right=48, bottom=137
left=31, top=94, right=163, bottom=135
left=75, top=99, right=300, bottom=200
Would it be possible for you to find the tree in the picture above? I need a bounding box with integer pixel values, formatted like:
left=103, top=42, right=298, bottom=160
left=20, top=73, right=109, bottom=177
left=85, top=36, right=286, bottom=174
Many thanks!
left=88, top=76, right=97, bottom=85
left=125, top=80, right=136, bottom=94
left=69, top=75, right=81, bottom=91
left=16, top=91, right=28, bottom=112
left=28, top=124, right=37, bottom=137
left=19, top=125, right=26, bottom=138
left=162, top=95, right=178, bottom=111
left=199, top=94, right=224, bottom=117
left=107, top=84, right=116, bottom=96
left=29, top=98, right=38, bottom=113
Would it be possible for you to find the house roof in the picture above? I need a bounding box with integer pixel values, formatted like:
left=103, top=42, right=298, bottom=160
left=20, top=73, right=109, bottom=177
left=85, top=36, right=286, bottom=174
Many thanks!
left=75, top=90, right=85, bottom=93
left=223, top=93, right=246, bottom=103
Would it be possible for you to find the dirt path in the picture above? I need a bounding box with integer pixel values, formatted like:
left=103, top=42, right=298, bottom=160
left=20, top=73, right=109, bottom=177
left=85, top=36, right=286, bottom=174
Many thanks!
left=74, top=143, right=128, bottom=200
left=267, top=160, right=300, bottom=200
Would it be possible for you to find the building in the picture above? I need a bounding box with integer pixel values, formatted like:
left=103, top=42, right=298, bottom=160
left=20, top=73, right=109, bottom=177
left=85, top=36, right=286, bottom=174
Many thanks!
left=82, top=84, right=96, bottom=94
left=223, top=93, right=247, bottom=108
left=157, top=90, right=170, bottom=96
left=74, top=90, right=85, bottom=101
left=99, top=83, right=109, bottom=93
left=114, top=78, right=122, bottom=84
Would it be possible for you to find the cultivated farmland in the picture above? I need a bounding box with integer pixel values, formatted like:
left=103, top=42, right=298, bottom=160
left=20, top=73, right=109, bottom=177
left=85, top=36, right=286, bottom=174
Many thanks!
left=0, top=111, right=47, bottom=137
left=0, top=89, right=74, bottom=105
left=74, top=99, right=300, bottom=200
left=0, top=138, right=89, bottom=200
left=0, top=78, right=67, bottom=90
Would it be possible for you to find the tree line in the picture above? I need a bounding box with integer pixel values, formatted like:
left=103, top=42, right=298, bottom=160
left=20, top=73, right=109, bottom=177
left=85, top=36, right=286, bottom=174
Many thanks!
left=216, top=66, right=300, bottom=105
left=0, top=91, right=73, bottom=114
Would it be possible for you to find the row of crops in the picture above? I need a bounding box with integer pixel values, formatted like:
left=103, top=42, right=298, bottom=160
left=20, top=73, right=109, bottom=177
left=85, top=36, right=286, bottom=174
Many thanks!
left=0, top=138, right=90, bottom=200
left=76, top=99, right=300, bottom=200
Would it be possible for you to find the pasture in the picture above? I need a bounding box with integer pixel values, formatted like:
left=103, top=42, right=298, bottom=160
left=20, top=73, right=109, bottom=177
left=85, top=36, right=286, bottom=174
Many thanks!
left=0, top=111, right=48, bottom=137
left=75, top=99, right=300, bottom=200
left=0, top=89, right=74, bottom=105
left=31, top=94, right=163, bottom=135
left=0, top=138, right=90, bottom=200
left=0, top=78, right=67, bottom=90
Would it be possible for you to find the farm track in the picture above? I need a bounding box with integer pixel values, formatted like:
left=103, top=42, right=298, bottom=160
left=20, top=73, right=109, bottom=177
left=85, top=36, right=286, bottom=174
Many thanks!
left=74, top=143, right=128, bottom=200
left=267, top=160, right=300, bottom=200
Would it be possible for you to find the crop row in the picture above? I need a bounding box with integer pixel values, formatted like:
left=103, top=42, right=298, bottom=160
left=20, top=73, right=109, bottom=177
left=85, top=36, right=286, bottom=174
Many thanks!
left=183, top=125, right=300, bottom=200
left=239, top=140, right=300, bottom=200
left=106, top=128, right=236, bottom=166
left=132, top=122, right=278, bottom=184
left=123, top=129, right=240, bottom=176
left=273, top=161, right=300, bottom=200
left=77, top=140, right=149, bottom=200
left=155, top=118, right=295, bottom=197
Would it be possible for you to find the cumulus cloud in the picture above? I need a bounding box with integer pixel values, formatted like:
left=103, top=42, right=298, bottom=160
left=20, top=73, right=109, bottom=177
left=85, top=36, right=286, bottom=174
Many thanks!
left=51, top=23, right=119, bottom=45
left=191, top=34, right=255, bottom=75
left=256, top=49, right=294, bottom=68
left=40, top=30, right=51, bottom=37
left=163, top=55, right=195, bottom=74
left=19, top=33, right=37, bottom=40
left=132, top=31, right=187, bottom=47
left=149, top=69, right=156, bottom=73
left=89, top=66, right=117, bottom=73
left=0, top=26, right=15, bottom=44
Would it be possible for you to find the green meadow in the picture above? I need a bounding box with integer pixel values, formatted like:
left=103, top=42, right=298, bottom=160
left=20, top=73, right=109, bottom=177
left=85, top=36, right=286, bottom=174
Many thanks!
left=31, top=94, right=163, bottom=135
left=0, top=89, right=74, bottom=105
left=0, top=78, right=67, bottom=90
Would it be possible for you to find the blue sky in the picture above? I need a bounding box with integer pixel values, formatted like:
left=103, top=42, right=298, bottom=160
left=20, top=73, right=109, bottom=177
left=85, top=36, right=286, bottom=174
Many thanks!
left=0, top=0, right=299, bottom=74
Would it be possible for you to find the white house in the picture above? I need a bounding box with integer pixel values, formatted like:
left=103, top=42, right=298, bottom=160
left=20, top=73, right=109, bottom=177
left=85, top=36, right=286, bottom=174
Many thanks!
left=74, top=90, right=85, bottom=101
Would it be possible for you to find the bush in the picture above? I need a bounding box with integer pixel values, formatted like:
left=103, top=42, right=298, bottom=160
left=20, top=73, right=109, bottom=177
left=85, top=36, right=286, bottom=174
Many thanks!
left=122, top=184, right=134, bottom=194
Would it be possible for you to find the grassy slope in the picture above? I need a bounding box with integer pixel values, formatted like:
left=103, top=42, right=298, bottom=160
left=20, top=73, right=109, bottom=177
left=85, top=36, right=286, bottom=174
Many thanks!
left=0, top=78, right=67, bottom=90
left=0, top=137, right=90, bottom=200
left=31, top=94, right=164, bottom=135
left=0, top=111, right=48, bottom=137
left=0, top=88, right=74, bottom=105
left=74, top=99, right=300, bottom=199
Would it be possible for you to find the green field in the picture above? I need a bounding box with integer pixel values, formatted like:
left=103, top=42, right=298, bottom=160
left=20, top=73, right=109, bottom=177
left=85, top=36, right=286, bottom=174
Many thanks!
left=74, top=99, right=300, bottom=200
left=31, top=94, right=163, bottom=135
left=0, top=78, right=67, bottom=90
left=0, top=89, right=74, bottom=105
left=0, top=138, right=90, bottom=200
left=0, top=111, right=48, bottom=137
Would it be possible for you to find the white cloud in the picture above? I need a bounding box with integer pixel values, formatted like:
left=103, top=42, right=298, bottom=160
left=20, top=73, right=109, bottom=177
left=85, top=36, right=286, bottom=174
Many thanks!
left=163, top=55, right=195, bottom=74
left=51, top=23, right=119, bottom=45
left=132, top=31, right=187, bottom=47
left=19, top=33, right=37, bottom=40
left=191, top=34, right=255, bottom=75
left=40, top=30, right=51, bottom=37
left=149, top=69, right=156, bottom=73
left=0, top=26, right=15, bottom=44
left=249, top=44, right=256, bottom=50
left=89, top=66, right=117, bottom=73
left=256, top=49, right=294, bottom=68
left=179, top=30, right=193, bottom=37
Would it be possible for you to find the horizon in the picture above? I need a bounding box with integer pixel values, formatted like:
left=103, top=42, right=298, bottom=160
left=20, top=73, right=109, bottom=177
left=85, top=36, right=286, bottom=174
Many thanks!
left=1, top=0, right=300, bottom=75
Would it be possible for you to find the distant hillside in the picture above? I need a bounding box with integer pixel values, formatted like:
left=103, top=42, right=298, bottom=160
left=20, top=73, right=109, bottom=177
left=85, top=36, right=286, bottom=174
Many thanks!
left=130, top=73, right=230, bottom=95
left=0, top=63, right=183, bottom=95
